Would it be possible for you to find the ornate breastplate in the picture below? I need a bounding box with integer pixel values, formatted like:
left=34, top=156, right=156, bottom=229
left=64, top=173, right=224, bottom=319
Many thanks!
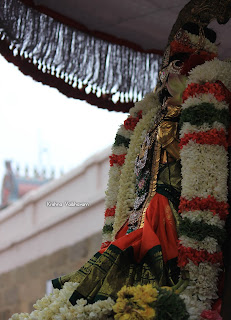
left=127, top=104, right=181, bottom=233
left=127, top=119, right=164, bottom=233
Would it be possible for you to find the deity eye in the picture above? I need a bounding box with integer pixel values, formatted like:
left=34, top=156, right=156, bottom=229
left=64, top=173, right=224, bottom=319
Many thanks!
left=175, top=60, right=183, bottom=67
left=171, top=60, right=182, bottom=71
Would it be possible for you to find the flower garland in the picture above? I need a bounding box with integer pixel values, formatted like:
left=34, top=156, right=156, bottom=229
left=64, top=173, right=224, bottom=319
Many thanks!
left=9, top=39, right=231, bottom=320
left=186, top=58, right=231, bottom=91
left=102, top=91, right=161, bottom=247
left=170, top=28, right=218, bottom=57
left=180, top=52, right=218, bottom=76
left=170, top=41, right=216, bottom=58
left=113, top=284, right=189, bottom=320
left=112, top=93, right=161, bottom=237
left=102, top=106, right=143, bottom=247
left=186, top=31, right=218, bottom=55
left=111, top=59, right=231, bottom=320
left=10, top=282, right=115, bottom=320
left=178, top=59, right=231, bottom=320
left=102, top=56, right=231, bottom=246
left=183, top=82, right=227, bottom=102
left=179, top=128, right=228, bottom=148
left=113, top=284, right=158, bottom=319
left=10, top=283, right=189, bottom=320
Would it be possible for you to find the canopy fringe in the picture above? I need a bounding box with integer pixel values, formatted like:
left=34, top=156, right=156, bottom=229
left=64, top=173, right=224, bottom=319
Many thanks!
left=0, top=0, right=162, bottom=111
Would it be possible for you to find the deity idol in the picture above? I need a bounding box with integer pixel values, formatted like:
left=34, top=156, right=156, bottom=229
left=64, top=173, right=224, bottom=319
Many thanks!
left=10, top=0, right=231, bottom=319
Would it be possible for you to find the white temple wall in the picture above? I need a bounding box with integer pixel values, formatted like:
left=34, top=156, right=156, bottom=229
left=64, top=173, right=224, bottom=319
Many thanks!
left=0, top=147, right=110, bottom=275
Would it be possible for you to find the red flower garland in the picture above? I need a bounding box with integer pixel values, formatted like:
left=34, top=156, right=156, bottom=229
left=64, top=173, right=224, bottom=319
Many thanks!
left=124, top=110, right=142, bottom=131
left=178, top=58, right=230, bottom=319
left=170, top=40, right=198, bottom=55
left=201, top=310, right=222, bottom=320
left=170, top=40, right=217, bottom=57
left=179, top=196, right=229, bottom=220
left=102, top=109, right=143, bottom=251
left=178, top=243, right=223, bottom=267
left=105, top=206, right=116, bottom=217
left=181, top=53, right=217, bottom=76
left=182, top=82, right=227, bottom=102
left=109, top=154, right=126, bottom=166
left=179, top=128, right=228, bottom=149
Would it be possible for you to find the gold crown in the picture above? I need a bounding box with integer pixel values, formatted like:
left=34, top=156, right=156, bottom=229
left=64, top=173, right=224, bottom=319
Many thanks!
left=156, top=0, right=231, bottom=93
left=167, top=0, right=231, bottom=46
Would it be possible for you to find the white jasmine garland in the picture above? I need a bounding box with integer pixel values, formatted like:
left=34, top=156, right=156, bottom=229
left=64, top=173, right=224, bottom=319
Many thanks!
left=102, top=232, right=113, bottom=244
left=103, top=216, right=115, bottom=226
left=182, top=282, right=217, bottom=303
left=182, top=273, right=219, bottom=302
left=187, top=58, right=231, bottom=91
left=179, top=57, right=230, bottom=320
left=102, top=232, right=113, bottom=246
left=60, top=298, right=115, bottom=320
left=104, top=123, right=132, bottom=208
left=10, top=314, right=30, bottom=320
left=105, top=166, right=121, bottom=208
left=180, top=290, right=210, bottom=320
left=185, top=31, right=218, bottom=54
left=179, top=235, right=219, bottom=253
left=116, top=124, right=133, bottom=140
left=184, top=261, right=221, bottom=300
left=102, top=216, right=116, bottom=243
left=181, top=210, right=225, bottom=229
left=112, top=94, right=161, bottom=237
left=181, top=93, right=229, bottom=110
left=103, top=116, right=136, bottom=243
left=185, top=261, right=221, bottom=283
left=112, top=145, right=128, bottom=155
left=180, top=142, right=228, bottom=202
left=103, top=145, right=127, bottom=229
left=180, top=122, right=227, bottom=138
left=103, top=92, right=158, bottom=244
left=9, top=282, right=115, bottom=320
left=129, top=91, right=158, bottom=117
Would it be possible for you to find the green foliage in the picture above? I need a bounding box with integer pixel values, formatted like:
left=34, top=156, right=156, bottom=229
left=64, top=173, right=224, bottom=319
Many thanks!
left=114, top=134, right=130, bottom=148
left=102, top=223, right=113, bottom=233
left=179, top=103, right=229, bottom=128
left=179, top=218, right=226, bottom=245
left=154, top=289, right=189, bottom=320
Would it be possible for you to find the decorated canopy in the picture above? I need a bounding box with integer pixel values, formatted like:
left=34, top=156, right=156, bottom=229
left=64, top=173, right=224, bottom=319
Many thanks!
left=1, top=0, right=231, bottom=112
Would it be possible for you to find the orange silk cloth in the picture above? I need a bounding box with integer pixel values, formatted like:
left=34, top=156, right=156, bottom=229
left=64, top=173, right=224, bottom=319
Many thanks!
left=100, top=193, right=178, bottom=264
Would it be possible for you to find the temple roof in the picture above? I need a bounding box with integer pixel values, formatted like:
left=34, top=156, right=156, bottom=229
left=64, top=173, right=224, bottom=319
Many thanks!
left=1, top=161, right=51, bottom=209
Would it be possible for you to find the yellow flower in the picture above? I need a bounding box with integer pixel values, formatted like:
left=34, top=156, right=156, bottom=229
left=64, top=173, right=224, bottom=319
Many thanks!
left=141, top=306, right=156, bottom=318
left=114, top=285, right=158, bottom=320
left=134, top=284, right=158, bottom=304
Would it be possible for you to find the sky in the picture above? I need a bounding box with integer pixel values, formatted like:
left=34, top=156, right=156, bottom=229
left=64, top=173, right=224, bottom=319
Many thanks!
left=0, top=54, right=128, bottom=197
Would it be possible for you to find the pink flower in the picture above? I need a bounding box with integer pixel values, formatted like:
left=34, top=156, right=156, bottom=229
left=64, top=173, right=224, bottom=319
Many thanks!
left=201, top=310, right=222, bottom=320
left=138, top=179, right=145, bottom=189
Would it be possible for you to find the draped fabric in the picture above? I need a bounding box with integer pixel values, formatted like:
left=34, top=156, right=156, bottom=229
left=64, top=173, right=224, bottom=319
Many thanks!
left=52, top=159, right=181, bottom=305
left=52, top=193, right=180, bottom=304
left=0, top=0, right=162, bottom=112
